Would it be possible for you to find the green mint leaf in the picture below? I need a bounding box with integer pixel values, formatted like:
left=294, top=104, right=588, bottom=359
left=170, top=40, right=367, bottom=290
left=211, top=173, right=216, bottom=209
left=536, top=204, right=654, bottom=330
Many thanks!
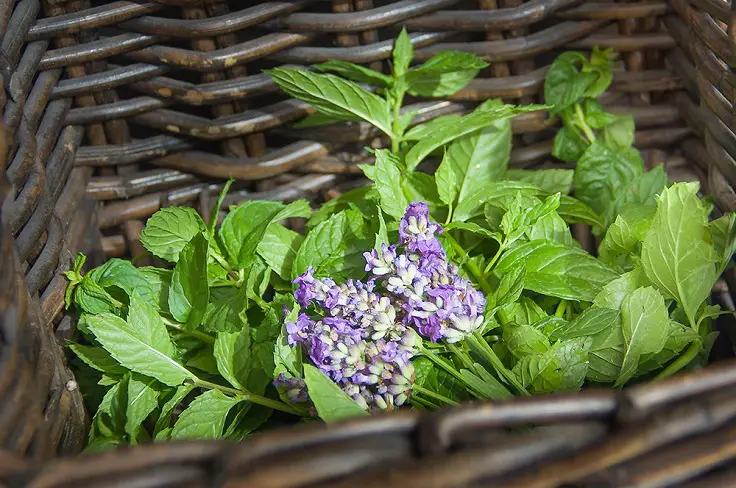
left=396, top=108, right=418, bottom=136
left=293, top=209, right=369, bottom=281
left=307, top=186, right=376, bottom=230
left=375, top=207, right=389, bottom=250
left=552, top=124, right=587, bottom=163
left=616, top=286, right=670, bottom=386
left=202, top=286, right=248, bottom=333
left=446, top=100, right=512, bottom=211
left=607, top=165, right=668, bottom=225
left=573, top=140, right=644, bottom=217
left=455, top=181, right=542, bottom=222
left=435, top=149, right=458, bottom=206
left=512, top=337, right=591, bottom=393
left=403, top=114, right=461, bottom=141
left=601, top=115, right=635, bottom=148
left=709, top=213, right=736, bottom=274
left=169, top=233, right=210, bottom=330
left=214, top=327, right=251, bottom=391
left=459, top=366, right=511, bottom=400
left=226, top=404, right=273, bottom=440
left=125, top=374, right=160, bottom=443
left=266, top=68, right=393, bottom=137
left=64, top=253, right=87, bottom=308
left=496, top=240, right=619, bottom=302
left=93, top=377, right=127, bottom=440
left=291, top=112, right=346, bottom=128
left=405, top=172, right=442, bottom=206
left=404, top=101, right=545, bottom=172
left=444, top=222, right=502, bottom=243
left=528, top=212, right=575, bottom=247
left=186, top=346, right=219, bottom=375
left=303, top=364, right=370, bottom=421
left=552, top=306, right=621, bottom=341
left=587, top=322, right=625, bottom=383
left=584, top=46, right=616, bottom=98
left=170, top=389, right=243, bottom=440
left=137, top=267, right=172, bottom=313
left=257, top=224, right=303, bottom=280
left=68, top=343, right=127, bottom=376
left=244, top=256, right=272, bottom=308
left=598, top=205, right=655, bottom=271
left=582, top=99, right=618, bottom=129
left=274, top=321, right=302, bottom=379
left=641, top=182, right=718, bottom=327
left=494, top=264, right=525, bottom=308
left=74, top=278, right=122, bottom=315
left=593, top=268, right=646, bottom=310
left=392, top=27, right=413, bottom=78
left=154, top=384, right=194, bottom=438
left=140, top=207, right=207, bottom=263
left=504, top=323, right=551, bottom=359
left=414, top=357, right=472, bottom=403
left=88, top=259, right=158, bottom=307
left=406, top=51, right=488, bottom=97
left=364, top=149, right=408, bottom=219
left=209, top=179, right=234, bottom=236
left=313, top=60, right=391, bottom=87
left=505, top=169, right=573, bottom=195
left=544, top=51, right=598, bottom=115
left=85, top=313, right=193, bottom=387
left=637, top=320, right=699, bottom=375
left=557, top=195, right=605, bottom=235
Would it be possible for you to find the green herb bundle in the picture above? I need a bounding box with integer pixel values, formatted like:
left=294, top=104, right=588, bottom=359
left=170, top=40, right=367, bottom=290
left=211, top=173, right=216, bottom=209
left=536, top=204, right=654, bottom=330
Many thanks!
left=65, top=30, right=736, bottom=448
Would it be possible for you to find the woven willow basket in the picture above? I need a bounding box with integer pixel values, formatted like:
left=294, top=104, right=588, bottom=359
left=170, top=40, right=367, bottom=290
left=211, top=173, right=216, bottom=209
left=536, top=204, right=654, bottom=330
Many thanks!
left=2, top=0, right=736, bottom=486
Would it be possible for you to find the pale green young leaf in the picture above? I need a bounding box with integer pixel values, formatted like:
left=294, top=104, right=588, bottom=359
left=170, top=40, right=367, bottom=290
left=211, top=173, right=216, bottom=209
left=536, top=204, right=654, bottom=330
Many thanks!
left=404, top=102, right=545, bottom=172
left=444, top=221, right=502, bottom=243
left=453, top=180, right=542, bottom=222
left=170, top=389, right=243, bottom=440
left=403, top=114, right=461, bottom=141
left=375, top=206, right=389, bottom=250
left=406, top=51, right=488, bottom=97
left=496, top=240, right=619, bottom=302
left=169, top=233, right=209, bottom=330
left=616, top=286, right=670, bottom=386
left=552, top=306, right=621, bottom=341
left=598, top=205, right=655, bottom=271
left=513, top=337, right=591, bottom=393
left=266, top=68, right=393, bottom=137
left=74, top=279, right=122, bottom=315
left=125, top=374, right=160, bottom=443
left=528, top=212, right=575, bottom=247
left=544, top=51, right=598, bottom=114
left=85, top=314, right=193, bottom=387
left=88, top=259, right=156, bottom=305
left=313, top=60, right=392, bottom=86
left=140, top=207, right=207, bottom=263
left=607, top=165, right=668, bottom=224
left=505, top=169, right=574, bottom=195
left=303, top=364, right=369, bottom=421
left=214, top=327, right=251, bottom=391
left=601, top=115, right=635, bottom=149
left=494, top=265, right=525, bottom=308
left=557, top=195, right=605, bottom=234
left=552, top=124, right=587, bottom=163
left=709, top=213, right=736, bottom=275
left=392, top=27, right=413, bottom=78
left=641, top=182, right=718, bottom=326
left=593, top=268, right=646, bottom=310
left=587, top=323, right=625, bottom=383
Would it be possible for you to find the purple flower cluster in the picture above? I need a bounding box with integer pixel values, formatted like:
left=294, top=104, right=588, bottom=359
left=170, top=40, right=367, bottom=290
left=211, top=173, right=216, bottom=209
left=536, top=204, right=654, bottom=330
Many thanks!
left=282, top=202, right=485, bottom=413
left=365, top=202, right=486, bottom=343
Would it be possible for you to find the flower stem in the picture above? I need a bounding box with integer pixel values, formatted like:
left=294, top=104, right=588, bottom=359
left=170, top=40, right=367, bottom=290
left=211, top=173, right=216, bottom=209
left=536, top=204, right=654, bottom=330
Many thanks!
left=468, top=332, right=529, bottom=396
left=483, top=242, right=506, bottom=276
left=653, top=341, right=702, bottom=382
left=555, top=300, right=568, bottom=318
left=162, top=317, right=215, bottom=344
left=211, top=250, right=240, bottom=283
left=412, top=384, right=458, bottom=406
left=421, top=347, right=474, bottom=389
left=446, top=234, right=493, bottom=295
left=193, top=378, right=302, bottom=415
left=448, top=343, right=475, bottom=370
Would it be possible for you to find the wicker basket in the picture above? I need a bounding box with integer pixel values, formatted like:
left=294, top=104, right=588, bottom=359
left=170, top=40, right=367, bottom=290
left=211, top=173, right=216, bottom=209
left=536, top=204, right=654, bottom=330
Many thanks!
left=0, top=0, right=106, bottom=463
left=2, top=0, right=736, bottom=486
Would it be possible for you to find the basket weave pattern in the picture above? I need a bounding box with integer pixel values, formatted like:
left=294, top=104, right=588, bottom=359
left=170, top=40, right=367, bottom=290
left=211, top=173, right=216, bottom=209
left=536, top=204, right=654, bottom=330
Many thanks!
left=0, top=0, right=735, bottom=486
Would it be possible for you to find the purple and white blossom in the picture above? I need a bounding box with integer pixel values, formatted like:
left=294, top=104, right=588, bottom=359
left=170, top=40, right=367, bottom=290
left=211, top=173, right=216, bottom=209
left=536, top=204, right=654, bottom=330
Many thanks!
left=281, top=201, right=485, bottom=412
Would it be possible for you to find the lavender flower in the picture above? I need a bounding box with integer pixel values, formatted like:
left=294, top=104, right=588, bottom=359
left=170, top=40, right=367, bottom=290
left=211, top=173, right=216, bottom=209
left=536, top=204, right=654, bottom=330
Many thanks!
left=274, top=374, right=310, bottom=404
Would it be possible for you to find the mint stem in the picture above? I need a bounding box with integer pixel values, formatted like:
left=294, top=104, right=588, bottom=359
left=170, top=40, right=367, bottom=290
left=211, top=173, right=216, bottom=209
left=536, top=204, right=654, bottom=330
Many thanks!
left=193, top=378, right=302, bottom=415
left=162, top=317, right=215, bottom=345
left=211, top=250, right=240, bottom=283
left=412, top=384, right=458, bottom=406
left=653, top=341, right=702, bottom=382
left=469, top=332, right=530, bottom=396
left=574, top=103, right=596, bottom=143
